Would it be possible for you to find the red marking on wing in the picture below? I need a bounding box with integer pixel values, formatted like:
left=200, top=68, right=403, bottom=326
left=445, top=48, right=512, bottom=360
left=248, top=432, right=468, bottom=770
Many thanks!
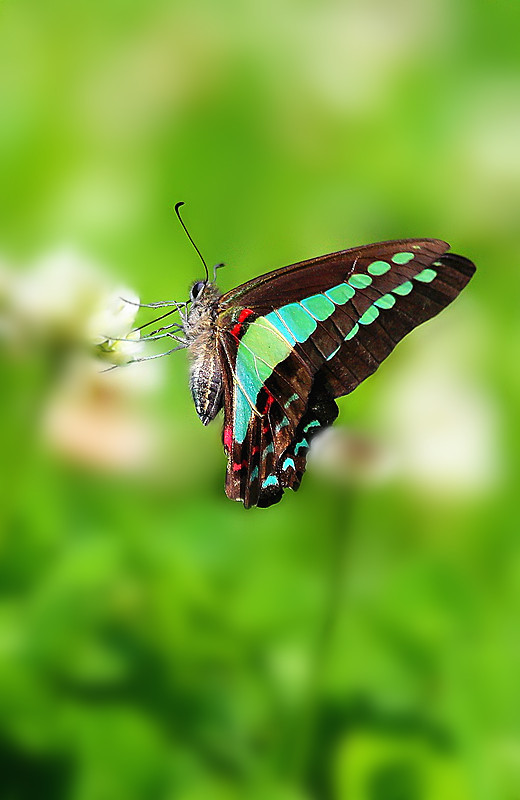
left=230, top=308, right=254, bottom=339
left=264, top=391, right=275, bottom=412
left=223, top=425, right=233, bottom=451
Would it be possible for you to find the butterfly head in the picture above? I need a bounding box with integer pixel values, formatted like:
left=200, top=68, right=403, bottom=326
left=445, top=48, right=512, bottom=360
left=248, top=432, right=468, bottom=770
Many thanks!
left=190, top=280, right=207, bottom=303
left=185, top=278, right=222, bottom=338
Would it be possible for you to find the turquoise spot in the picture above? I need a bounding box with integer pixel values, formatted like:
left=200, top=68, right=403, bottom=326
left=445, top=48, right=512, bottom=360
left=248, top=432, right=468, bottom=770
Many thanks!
left=295, top=438, right=308, bottom=455
left=276, top=415, right=290, bottom=433
left=325, top=283, right=355, bottom=304
left=327, top=343, right=341, bottom=361
left=359, top=305, right=380, bottom=325
left=251, top=466, right=258, bottom=480
left=348, top=273, right=372, bottom=289
left=282, top=457, right=295, bottom=470
left=393, top=281, right=413, bottom=296
left=263, top=442, right=274, bottom=457
left=375, top=293, right=396, bottom=309
left=392, top=252, right=414, bottom=265
left=284, top=392, right=299, bottom=409
left=414, top=268, right=437, bottom=283
left=278, top=303, right=317, bottom=343
left=265, top=311, right=297, bottom=345
left=368, top=260, right=391, bottom=276
left=345, top=323, right=359, bottom=341
left=262, top=475, right=279, bottom=488
left=304, top=420, right=320, bottom=433
left=301, top=294, right=335, bottom=320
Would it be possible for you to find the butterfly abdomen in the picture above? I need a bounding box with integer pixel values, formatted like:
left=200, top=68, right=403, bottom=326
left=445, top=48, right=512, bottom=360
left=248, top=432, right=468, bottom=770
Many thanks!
left=188, top=336, right=223, bottom=425
left=185, top=287, right=223, bottom=425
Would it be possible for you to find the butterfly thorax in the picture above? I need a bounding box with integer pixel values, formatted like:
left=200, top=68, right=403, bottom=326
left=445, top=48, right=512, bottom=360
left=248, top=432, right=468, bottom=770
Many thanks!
left=184, top=282, right=223, bottom=426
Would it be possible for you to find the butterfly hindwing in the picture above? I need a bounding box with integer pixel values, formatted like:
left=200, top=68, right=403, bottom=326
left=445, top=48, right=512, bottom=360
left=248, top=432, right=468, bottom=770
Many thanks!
left=219, top=327, right=314, bottom=507
left=216, top=240, right=476, bottom=508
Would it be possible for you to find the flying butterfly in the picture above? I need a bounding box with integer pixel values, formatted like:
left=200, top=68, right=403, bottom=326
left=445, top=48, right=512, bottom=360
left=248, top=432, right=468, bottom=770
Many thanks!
left=130, top=203, right=476, bottom=508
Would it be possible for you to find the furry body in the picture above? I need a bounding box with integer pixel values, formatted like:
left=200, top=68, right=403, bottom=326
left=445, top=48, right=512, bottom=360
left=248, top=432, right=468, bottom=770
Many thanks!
left=184, top=283, right=223, bottom=425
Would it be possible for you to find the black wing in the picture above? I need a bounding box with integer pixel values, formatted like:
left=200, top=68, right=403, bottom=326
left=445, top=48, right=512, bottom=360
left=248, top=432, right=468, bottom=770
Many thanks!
left=215, top=240, right=475, bottom=507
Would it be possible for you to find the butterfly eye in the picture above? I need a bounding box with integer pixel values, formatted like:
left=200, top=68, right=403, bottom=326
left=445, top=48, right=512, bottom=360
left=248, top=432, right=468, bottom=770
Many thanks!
left=190, top=281, right=206, bottom=301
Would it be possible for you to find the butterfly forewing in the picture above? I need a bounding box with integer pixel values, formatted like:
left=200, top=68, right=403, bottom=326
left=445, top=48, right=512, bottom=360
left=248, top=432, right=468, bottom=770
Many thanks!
left=218, top=239, right=448, bottom=311
left=214, top=239, right=475, bottom=508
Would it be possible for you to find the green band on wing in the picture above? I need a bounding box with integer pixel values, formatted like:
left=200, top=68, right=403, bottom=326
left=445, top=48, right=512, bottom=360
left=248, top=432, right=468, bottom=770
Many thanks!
left=393, top=281, right=413, bottom=296
left=392, top=252, right=414, bottom=264
left=327, top=343, right=341, bottom=361
left=295, top=438, right=308, bottom=455
left=359, top=305, right=379, bottom=325
left=301, top=294, right=336, bottom=320
left=235, top=315, right=294, bottom=444
left=264, top=311, right=297, bottom=345
left=242, top=316, right=293, bottom=364
left=345, top=323, right=359, bottom=340
left=325, top=283, right=355, bottom=304
left=236, top=318, right=291, bottom=415
left=414, top=268, right=437, bottom=283
left=349, top=273, right=372, bottom=289
left=277, top=304, right=317, bottom=343
left=304, top=420, right=321, bottom=432
left=236, top=345, right=265, bottom=401
left=284, top=392, right=299, bottom=408
left=368, top=260, right=391, bottom=276
left=375, top=293, right=396, bottom=309
left=234, top=386, right=252, bottom=444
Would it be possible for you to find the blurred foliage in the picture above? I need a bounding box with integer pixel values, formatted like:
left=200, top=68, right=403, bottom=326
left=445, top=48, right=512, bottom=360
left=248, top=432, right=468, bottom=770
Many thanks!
left=0, top=0, right=519, bottom=798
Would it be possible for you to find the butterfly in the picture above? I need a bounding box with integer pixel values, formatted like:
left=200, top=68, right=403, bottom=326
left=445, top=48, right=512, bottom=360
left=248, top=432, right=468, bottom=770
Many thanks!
left=135, top=205, right=476, bottom=508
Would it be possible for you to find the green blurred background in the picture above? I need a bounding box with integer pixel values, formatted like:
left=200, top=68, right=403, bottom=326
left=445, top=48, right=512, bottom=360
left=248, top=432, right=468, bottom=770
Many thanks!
left=0, top=0, right=518, bottom=798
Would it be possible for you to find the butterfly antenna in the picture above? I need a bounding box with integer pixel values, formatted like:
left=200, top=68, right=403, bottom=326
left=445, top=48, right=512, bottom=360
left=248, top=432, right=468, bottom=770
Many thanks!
left=213, top=262, right=225, bottom=281
left=174, top=201, right=209, bottom=283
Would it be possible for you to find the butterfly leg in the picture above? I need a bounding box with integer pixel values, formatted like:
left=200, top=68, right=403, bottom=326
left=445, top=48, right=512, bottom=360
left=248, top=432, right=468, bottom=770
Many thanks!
left=131, top=308, right=180, bottom=336
left=128, top=343, right=188, bottom=363
left=147, top=322, right=185, bottom=337
left=121, top=297, right=188, bottom=310
left=102, top=331, right=187, bottom=344
left=122, top=297, right=189, bottom=327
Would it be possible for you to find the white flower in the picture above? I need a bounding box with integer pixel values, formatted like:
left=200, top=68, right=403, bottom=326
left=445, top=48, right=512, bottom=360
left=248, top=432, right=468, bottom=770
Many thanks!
left=87, top=286, right=144, bottom=366
left=10, top=248, right=107, bottom=340
left=2, top=247, right=145, bottom=366
left=87, top=287, right=140, bottom=344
